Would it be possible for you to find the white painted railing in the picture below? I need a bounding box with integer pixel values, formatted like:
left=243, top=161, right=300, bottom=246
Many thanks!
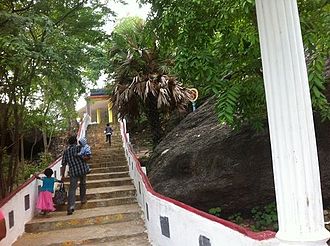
left=0, top=114, right=90, bottom=246
left=120, top=119, right=278, bottom=246
left=78, top=113, right=91, bottom=141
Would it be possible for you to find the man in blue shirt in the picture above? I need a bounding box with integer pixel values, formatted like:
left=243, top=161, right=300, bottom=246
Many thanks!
left=61, top=136, right=89, bottom=215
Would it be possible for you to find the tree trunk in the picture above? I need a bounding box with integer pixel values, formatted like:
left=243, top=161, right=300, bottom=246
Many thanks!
left=42, top=130, right=48, bottom=154
left=146, top=96, right=162, bottom=147
left=0, top=121, right=7, bottom=198
left=0, top=99, right=12, bottom=198
left=30, top=129, right=38, bottom=161
left=0, top=146, right=7, bottom=198
left=20, top=135, right=24, bottom=164
left=8, top=103, right=21, bottom=192
left=47, top=126, right=55, bottom=152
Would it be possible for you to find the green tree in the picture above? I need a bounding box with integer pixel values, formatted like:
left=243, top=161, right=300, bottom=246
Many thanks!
left=107, top=17, right=194, bottom=145
left=0, top=0, right=112, bottom=197
left=140, top=0, right=330, bottom=128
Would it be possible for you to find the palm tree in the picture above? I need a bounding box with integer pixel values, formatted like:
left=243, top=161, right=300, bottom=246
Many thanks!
left=108, top=17, right=193, bottom=146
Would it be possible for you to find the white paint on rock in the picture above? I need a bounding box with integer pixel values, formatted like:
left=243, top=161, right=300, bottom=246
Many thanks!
left=161, top=149, right=170, bottom=156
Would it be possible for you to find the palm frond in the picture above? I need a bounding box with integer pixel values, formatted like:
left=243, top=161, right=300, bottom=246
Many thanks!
left=157, top=87, right=171, bottom=108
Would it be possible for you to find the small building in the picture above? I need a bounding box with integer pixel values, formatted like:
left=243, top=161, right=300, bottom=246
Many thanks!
left=78, top=89, right=115, bottom=124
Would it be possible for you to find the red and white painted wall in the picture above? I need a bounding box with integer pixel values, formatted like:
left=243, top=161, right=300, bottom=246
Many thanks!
left=120, top=119, right=277, bottom=246
left=0, top=114, right=90, bottom=246
left=0, top=158, right=62, bottom=246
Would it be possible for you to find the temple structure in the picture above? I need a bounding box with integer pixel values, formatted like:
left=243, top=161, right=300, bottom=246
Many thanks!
left=78, top=89, right=114, bottom=124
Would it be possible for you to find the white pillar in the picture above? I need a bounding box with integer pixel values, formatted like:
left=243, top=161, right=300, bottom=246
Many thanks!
left=255, top=0, right=330, bottom=245
left=123, top=118, right=127, bottom=134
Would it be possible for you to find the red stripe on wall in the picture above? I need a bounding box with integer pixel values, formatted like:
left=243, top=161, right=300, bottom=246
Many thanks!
left=123, top=127, right=276, bottom=241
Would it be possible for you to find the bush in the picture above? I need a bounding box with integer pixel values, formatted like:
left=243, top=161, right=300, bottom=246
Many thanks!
left=251, top=202, right=278, bottom=231
left=17, top=152, right=53, bottom=184
left=39, top=152, right=53, bottom=167
left=228, top=212, right=244, bottom=224
left=208, top=207, right=222, bottom=217
left=208, top=202, right=278, bottom=231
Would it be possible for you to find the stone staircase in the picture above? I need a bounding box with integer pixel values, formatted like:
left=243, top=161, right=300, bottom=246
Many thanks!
left=13, top=124, right=150, bottom=246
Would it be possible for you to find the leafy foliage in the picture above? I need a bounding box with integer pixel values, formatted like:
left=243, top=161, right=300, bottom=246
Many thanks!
left=0, top=0, right=113, bottom=197
left=141, top=0, right=330, bottom=128
left=17, top=152, right=52, bottom=184
left=209, top=203, right=278, bottom=231
left=208, top=207, right=222, bottom=217
left=300, top=1, right=330, bottom=121
left=228, top=212, right=244, bottom=225
left=250, top=202, right=278, bottom=231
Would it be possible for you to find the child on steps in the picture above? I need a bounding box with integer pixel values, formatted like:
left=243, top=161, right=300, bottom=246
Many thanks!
left=78, top=137, right=91, bottom=174
left=104, top=123, right=113, bottom=146
left=35, top=168, right=63, bottom=215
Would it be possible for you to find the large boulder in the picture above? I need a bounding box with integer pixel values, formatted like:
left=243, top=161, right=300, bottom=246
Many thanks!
left=148, top=98, right=330, bottom=215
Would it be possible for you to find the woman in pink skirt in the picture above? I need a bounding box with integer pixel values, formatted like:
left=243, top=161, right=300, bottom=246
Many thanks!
left=35, top=168, right=63, bottom=215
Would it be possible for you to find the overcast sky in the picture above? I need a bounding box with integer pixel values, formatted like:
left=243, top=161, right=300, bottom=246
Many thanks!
left=103, top=0, right=150, bottom=34
left=76, top=0, right=150, bottom=110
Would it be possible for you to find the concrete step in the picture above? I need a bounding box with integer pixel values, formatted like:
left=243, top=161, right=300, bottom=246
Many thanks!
left=64, top=177, right=133, bottom=189
left=91, top=151, right=125, bottom=156
left=87, top=171, right=129, bottom=180
left=89, top=161, right=126, bottom=168
left=91, top=143, right=123, bottom=148
left=63, top=172, right=129, bottom=182
left=25, top=204, right=142, bottom=233
left=56, top=196, right=137, bottom=211
left=90, top=133, right=121, bottom=136
left=89, top=154, right=126, bottom=162
left=14, top=220, right=149, bottom=246
left=91, top=166, right=129, bottom=173
left=84, top=234, right=150, bottom=246
left=91, top=154, right=125, bottom=158
left=90, top=137, right=122, bottom=141
left=90, top=140, right=122, bottom=144
left=91, top=151, right=124, bottom=155
left=88, top=127, right=120, bottom=132
left=90, top=144, right=123, bottom=148
left=88, top=127, right=120, bottom=131
left=93, top=150, right=125, bottom=159
left=90, top=141, right=122, bottom=144
left=82, top=185, right=136, bottom=200
left=91, top=152, right=124, bottom=157
left=90, top=157, right=126, bottom=162
left=88, top=135, right=120, bottom=140
left=90, top=142, right=122, bottom=146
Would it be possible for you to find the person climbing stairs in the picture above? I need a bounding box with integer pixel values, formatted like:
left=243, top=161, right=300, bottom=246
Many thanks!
left=13, top=124, right=150, bottom=246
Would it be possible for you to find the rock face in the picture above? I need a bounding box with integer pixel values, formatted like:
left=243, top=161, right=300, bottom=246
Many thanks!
left=148, top=98, right=330, bottom=215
